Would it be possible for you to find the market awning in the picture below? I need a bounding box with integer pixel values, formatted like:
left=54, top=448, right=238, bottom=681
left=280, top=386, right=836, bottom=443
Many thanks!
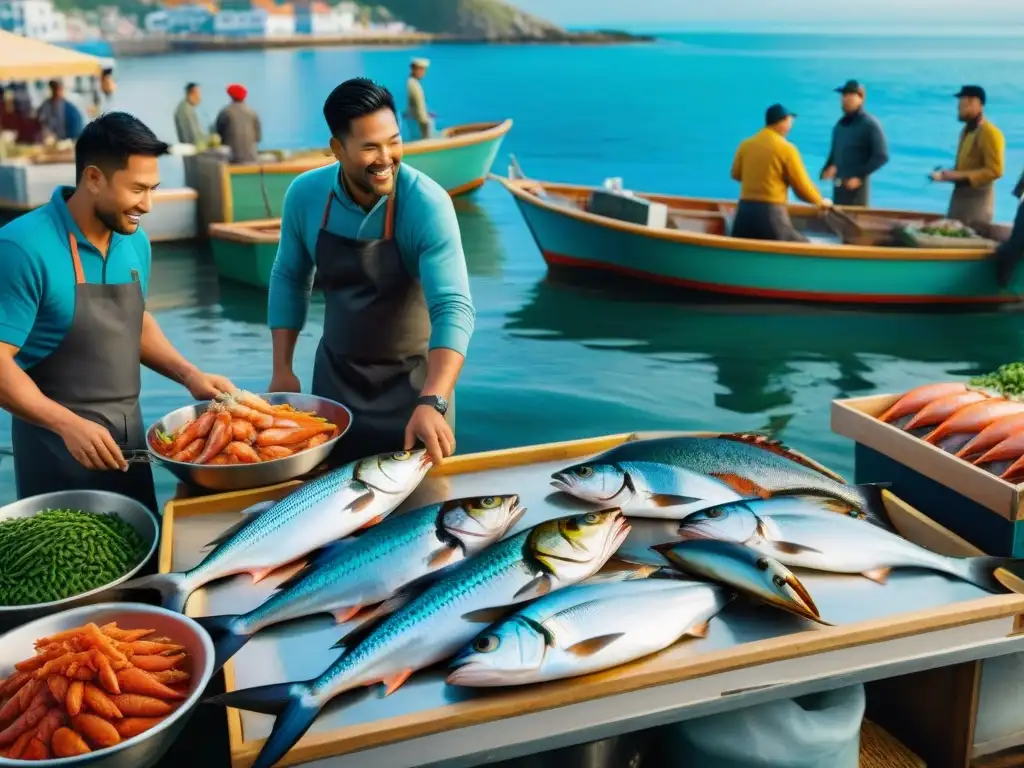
left=0, top=30, right=105, bottom=81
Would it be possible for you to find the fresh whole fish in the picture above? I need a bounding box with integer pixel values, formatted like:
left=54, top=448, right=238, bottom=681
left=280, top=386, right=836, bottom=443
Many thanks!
left=196, top=494, right=526, bottom=672
left=924, top=398, right=1024, bottom=453
left=125, top=449, right=431, bottom=612
left=205, top=509, right=630, bottom=768
left=879, top=382, right=967, bottom=424
left=655, top=538, right=823, bottom=624
left=676, top=495, right=1015, bottom=592
left=550, top=434, right=888, bottom=526
left=958, top=413, right=1024, bottom=459
left=903, top=391, right=989, bottom=431
left=447, top=578, right=733, bottom=687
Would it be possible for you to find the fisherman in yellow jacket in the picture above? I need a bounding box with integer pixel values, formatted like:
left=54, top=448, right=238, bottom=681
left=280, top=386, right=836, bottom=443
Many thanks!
left=730, top=104, right=832, bottom=242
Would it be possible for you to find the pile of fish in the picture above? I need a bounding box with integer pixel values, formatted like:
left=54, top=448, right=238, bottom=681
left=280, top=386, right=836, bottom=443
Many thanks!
left=878, top=381, right=1024, bottom=480
left=133, top=434, right=1016, bottom=768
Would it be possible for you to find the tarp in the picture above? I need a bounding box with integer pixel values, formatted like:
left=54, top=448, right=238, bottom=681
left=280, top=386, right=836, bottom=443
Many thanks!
left=0, top=31, right=104, bottom=81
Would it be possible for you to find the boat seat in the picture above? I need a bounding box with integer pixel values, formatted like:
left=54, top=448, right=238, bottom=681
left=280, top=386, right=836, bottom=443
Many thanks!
left=668, top=210, right=728, bottom=236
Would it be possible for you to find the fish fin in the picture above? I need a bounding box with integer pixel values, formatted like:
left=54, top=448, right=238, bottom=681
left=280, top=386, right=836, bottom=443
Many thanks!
left=687, top=621, right=711, bottom=639
left=330, top=616, right=381, bottom=651
left=771, top=540, right=824, bottom=556
left=850, top=483, right=895, bottom=530
left=513, top=574, right=552, bottom=600
left=947, top=555, right=1024, bottom=594
left=343, top=484, right=375, bottom=515
left=204, top=680, right=303, bottom=716
left=357, top=513, right=386, bottom=531
left=647, top=493, right=702, bottom=508
left=862, top=567, right=892, bottom=584
left=193, top=614, right=251, bottom=674
left=202, top=515, right=259, bottom=551
left=240, top=499, right=277, bottom=517
left=587, top=557, right=661, bottom=583
left=565, top=633, right=625, bottom=657
left=428, top=545, right=459, bottom=568
left=274, top=563, right=315, bottom=592
left=119, top=572, right=193, bottom=614
left=711, top=473, right=771, bottom=499
left=250, top=567, right=278, bottom=584
left=331, top=606, right=363, bottom=624
left=461, top=606, right=511, bottom=624
left=381, top=669, right=415, bottom=696
left=716, top=433, right=847, bottom=482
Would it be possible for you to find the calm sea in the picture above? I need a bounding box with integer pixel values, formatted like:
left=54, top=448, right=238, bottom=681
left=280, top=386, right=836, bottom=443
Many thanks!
left=3, top=30, right=1024, bottom=507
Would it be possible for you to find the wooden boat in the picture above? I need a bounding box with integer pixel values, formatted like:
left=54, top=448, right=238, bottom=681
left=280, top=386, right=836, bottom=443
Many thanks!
left=191, top=119, right=513, bottom=226
left=494, top=174, right=1022, bottom=305
left=207, top=219, right=280, bottom=289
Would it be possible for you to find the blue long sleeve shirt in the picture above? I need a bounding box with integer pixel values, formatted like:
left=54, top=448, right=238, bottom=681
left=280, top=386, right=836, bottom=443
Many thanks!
left=267, top=162, right=475, bottom=356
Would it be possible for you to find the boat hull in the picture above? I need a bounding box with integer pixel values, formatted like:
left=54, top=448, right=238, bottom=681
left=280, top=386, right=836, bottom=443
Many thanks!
left=208, top=219, right=280, bottom=289
left=505, top=181, right=1022, bottom=305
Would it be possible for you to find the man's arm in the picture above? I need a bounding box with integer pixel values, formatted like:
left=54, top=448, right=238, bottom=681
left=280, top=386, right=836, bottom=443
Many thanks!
left=730, top=144, right=743, bottom=183
left=859, top=118, right=889, bottom=178
left=783, top=145, right=826, bottom=206
left=965, top=126, right=1005, bottom=187
left=253, top=111, right=262, bottom=144
left=268, top=180, right=316, bottom=389
left=140, top=311, right=200, bottom=386
left=821, top=125, right=837, bottom=176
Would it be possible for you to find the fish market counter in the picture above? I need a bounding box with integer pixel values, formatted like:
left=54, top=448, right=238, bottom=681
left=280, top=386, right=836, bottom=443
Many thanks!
left=157, top=433, right=1024, bottom=768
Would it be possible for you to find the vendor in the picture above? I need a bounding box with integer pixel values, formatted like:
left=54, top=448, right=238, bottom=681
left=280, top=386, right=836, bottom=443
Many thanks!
left=820, top=80, right=889, bottom=207
left=215, top=83, right=261, bottom=164
left=0, top=112, right=233, bottom=509
left=930, top=85, right=1005, bottom=230
left=404, top=58, right=435, bottom=140
left=36, top=80, right=84, bottom=142
left=267, top=77, right=475, bottom=466
left=730, top=103, right=832, bottom=242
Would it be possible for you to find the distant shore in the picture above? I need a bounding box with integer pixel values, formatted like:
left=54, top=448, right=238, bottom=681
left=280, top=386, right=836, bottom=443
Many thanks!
left=110, top=29, right=653, bottom=57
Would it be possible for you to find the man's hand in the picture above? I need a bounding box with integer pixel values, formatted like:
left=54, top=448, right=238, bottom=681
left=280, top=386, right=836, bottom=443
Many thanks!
left=818, top=198, right=834, bottom=210
left=843, top=177, right=863, bottom=190
left=184, top=371, right=235, bottom=401
left=57, top=415, right=127, bottom=471
left=821, top=165, right=837, bottom=181
left=931, top=169, right=953, bottom=182
left=268, top=369, right=301, bottom=393
left=404, top=405, right=454, bottom=467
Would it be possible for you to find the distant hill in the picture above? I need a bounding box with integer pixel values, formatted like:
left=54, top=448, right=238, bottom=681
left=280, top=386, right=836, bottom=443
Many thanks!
left=377, top=0, right=563, bottom=38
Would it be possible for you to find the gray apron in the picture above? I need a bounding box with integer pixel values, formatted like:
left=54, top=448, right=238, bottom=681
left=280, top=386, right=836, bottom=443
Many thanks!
left=12, top=232, right=157, bottom=511
left=948, top=184, right=995, bottom=229
left=732, top=200, right=808, bottom=242
left=311, top=184, right=453, bottom=466
left=833, top=179, right=869, bottom=207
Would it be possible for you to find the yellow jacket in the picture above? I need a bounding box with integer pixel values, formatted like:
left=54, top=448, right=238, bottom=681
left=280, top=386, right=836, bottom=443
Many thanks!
left=955, top=119, right=1004, bottom=188
left=731, top=128, right=823, bottom=206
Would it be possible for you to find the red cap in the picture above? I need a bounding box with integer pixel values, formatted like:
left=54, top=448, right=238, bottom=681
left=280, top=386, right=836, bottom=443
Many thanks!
left=226, top=83, right=247, bottom=101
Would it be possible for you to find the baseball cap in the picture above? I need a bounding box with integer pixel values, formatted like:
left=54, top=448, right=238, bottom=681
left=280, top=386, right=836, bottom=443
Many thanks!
left=765, top=103, right=795, bottom=126
left=835, top=80, right=865, bottom=95
left=954, top=85, right=986, bottom=104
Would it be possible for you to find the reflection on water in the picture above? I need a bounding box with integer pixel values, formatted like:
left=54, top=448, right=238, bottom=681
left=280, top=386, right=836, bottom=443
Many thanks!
left=453, top=198, right=505, bottom=277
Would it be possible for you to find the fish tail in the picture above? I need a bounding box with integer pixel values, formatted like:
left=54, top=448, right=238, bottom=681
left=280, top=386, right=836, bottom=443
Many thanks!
left=119, top=572, right=195, bottom=613
left=193, top=614, right=253, bottom=674
left=850, top=483, right=893, bottom=529
left=948, top=556, right=1023, bottom=593
left=206, top=681, right=320, bottom=768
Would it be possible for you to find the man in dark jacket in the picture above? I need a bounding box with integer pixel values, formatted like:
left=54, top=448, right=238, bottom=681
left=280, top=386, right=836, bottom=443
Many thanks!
left=820, top=80, right=889, bottom=206
left=994, top=169, right=1024, bottom=288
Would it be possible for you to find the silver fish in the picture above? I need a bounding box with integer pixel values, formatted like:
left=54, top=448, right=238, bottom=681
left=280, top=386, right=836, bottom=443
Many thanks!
left=125, top=449, right=431, bottom=612
left=196, top=494, right=525, bottom=672
left=551, top=435, right=888, bottom=525
left=678, top=495, right=1015, bottom=591
left=656, top=538, right=824, bottom=624
left=205, top=509, right=630, bottom=768
left=447, top=577, right=732, bottom=686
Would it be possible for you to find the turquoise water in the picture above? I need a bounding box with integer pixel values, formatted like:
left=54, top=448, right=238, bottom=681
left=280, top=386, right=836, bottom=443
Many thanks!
left=3, top=31, right=1024, bottom=508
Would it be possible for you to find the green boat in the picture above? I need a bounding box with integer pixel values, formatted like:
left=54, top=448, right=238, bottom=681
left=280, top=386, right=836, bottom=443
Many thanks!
left=208, top=218, right=281, bottom=289
left=495, top=174, right=1022, bottom=305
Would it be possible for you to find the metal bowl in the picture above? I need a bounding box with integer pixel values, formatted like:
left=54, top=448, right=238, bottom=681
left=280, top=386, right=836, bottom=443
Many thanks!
left=0, top=603, right=214, bottom=768
left=146, top=392, right=353, bottom=492
left=0, top=491, right=159, bottom=632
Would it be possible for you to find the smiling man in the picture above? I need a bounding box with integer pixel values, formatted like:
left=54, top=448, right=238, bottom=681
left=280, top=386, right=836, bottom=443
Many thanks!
left=267, top=78, right=474, bottom=466
left=0, top=112, right=233, bottom=508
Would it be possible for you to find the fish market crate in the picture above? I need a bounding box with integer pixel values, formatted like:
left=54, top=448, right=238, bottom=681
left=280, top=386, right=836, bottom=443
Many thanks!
left=831, top=394, right=1024, bottom=556
left=160, top=432, right=1024, bottom=768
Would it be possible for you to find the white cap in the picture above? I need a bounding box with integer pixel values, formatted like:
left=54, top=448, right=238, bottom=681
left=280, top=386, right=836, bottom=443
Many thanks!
left=411, top=57, right=430, bottom=68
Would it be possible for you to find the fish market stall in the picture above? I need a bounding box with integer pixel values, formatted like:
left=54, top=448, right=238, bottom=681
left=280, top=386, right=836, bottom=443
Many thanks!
left=153, top=431, right=1024, bottom=768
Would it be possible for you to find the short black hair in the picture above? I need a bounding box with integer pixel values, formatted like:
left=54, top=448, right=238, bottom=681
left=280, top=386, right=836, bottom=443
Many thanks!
left=75, top=111, right=169, bottom=184
left=48, top=80, right=61, bottom=91
left=323, top=78, right=396, bottom=139
left=185, top=82, right=198, bottom=94
left=101, top=68, right=113, bottom=77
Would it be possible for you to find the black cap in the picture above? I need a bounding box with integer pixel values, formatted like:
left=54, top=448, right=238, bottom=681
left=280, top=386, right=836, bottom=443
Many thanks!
left=765, top=103, right=795, bottom=126
left=954, top=85, right=986, bottom=104
left=835, top=79, right=865, bottom=95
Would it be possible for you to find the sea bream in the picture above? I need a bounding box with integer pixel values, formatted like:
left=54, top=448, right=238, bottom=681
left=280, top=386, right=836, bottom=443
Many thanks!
left=125, top=449, right=431, bottom=613
left=196, top=494, right=526, bottom=672
left=676, top=495, right=1016, bottom=591
left=447, top=577, right=732, bottom=687
left=551, top=434, right=888, bottom=525
left=205, top=509, right=630, bottom=768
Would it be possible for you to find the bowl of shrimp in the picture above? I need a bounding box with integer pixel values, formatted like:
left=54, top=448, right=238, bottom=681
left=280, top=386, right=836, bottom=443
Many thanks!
left=145, top=391, right=353, bottom=491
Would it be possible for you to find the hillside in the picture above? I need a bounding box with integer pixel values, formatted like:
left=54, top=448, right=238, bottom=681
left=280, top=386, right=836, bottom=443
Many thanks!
left=375, top=0, right=564, bottom=39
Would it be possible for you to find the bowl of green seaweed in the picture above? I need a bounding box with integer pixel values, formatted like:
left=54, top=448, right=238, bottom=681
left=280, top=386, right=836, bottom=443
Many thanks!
left=0, top=491, right=158, bottom=630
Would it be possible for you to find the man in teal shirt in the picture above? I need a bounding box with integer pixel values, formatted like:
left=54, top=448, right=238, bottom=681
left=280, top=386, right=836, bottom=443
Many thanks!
left=0, top=112, right=233, bottom=508
left=267, top=78, right=475, bottom=466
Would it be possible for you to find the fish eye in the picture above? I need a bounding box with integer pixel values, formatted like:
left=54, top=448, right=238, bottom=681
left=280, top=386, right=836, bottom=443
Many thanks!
left=574, top=466, right=594, bottom=478
left=756, top=558, right=770, bottom=571
left=392, top=451, right=411, bottom=461
left=481, top=496, right=500, bottom=508
left=583, top=512, right=599, bottom=524
left=772, top=574, right=786, bottom=588
left=473, top=635, right=500, bottom=653
left=706, top=509, right=722, bottom=518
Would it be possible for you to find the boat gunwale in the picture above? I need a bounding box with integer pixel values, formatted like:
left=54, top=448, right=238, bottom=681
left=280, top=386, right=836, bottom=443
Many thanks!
left=208, top=218, right=281, bottom=244
left=493, top=175, right=1000, bottom=262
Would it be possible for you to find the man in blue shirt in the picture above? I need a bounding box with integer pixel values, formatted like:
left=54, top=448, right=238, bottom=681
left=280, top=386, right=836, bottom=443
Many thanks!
left=0, top=112, right=233, bottom=509
left=267, top=78, right=475, bottom=466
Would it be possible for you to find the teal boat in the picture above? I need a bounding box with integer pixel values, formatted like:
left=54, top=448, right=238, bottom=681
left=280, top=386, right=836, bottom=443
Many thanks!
left=207, top=219, right=280, bottom=289
left=494, top=174, right=1022, bottom=305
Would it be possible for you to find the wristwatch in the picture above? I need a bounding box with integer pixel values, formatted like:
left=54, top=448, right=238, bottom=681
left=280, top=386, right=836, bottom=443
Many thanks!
left=417, top=395, right=449, bottom=416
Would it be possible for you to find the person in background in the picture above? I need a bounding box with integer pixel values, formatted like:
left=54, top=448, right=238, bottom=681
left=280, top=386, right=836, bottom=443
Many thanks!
left=0, top=86, right=42, bottom=144
left=91, top=68, right=117, bottom=116
left=215, top=83, right=261, bottom=164
left=820, top=80, right=888, bottom=207
left=930, top=85, right=1005, bottom=230
left=0, top=112, right=233, bottom=508
left=994, top=169, right=1024, bottom=288
left=174, top=82, right=206, bottom=147
left=267, top=78, right=474, bottom=466
left=36, top=80, right=84, bottom=141
left=730, top=103, right=832, bottom=242
left=404, top=58, right=435, bottom=140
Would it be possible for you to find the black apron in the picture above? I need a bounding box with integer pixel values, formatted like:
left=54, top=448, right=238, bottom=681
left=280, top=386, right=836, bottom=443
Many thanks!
left=12, top=233, right=157, bottom=511
left=731, top=200, right=808, bottom=242
left=311, top=183, right=454, bottom=466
